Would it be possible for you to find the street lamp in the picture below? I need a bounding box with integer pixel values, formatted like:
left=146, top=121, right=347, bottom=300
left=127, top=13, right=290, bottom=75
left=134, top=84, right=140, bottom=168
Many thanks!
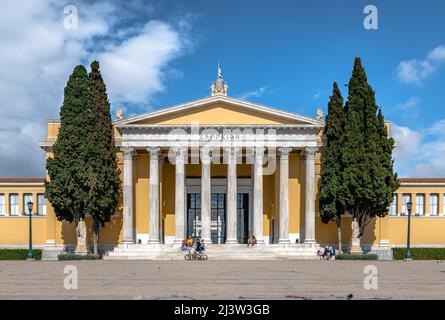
left=26, top=200, right=34, bottom=261
left=404, top=199, right=413, bottom=261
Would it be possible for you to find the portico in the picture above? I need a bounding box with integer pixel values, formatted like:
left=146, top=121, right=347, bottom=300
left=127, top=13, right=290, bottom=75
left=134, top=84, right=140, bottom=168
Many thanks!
left=118, top=144, right=320, bottom=247
left=114, top=76, right=324, bottom=249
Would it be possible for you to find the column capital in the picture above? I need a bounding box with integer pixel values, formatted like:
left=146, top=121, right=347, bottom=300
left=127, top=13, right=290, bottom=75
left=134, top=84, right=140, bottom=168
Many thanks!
left=255, top=146, right=265, bottom=159
left=304, top=147, right=318, bottom=160
left=147, top=146, right=161, bottom=158
left=121, top=146, right=135, bottom=160
left=278, top=147, right=292, bottom=160
left=200, top=147, right=213, bottom=161
left=224, top=146, right=240, bottom=157
left=173, top=147, right=187, bottom=160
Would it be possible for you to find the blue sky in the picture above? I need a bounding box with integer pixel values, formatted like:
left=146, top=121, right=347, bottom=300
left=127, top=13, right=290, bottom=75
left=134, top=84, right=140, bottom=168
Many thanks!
left=0, top=0, right=444, bottom=177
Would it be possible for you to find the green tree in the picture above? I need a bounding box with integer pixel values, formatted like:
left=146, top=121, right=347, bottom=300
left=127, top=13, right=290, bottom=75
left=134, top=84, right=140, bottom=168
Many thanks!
left=87, top=61, right=121, bottom=256
left=45, top=65, right=95, bottom=250
left=319, top=82, right=346, bottom=253
left=338, top=57, right=399, bottom=251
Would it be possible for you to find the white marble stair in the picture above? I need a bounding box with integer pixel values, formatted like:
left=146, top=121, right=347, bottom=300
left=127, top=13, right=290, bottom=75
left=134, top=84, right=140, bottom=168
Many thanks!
left=103, top=243, right=321, bottom=260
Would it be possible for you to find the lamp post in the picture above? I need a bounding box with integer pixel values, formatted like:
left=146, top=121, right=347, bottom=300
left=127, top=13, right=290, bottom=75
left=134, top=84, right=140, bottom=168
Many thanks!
left=26, top=200, right=34, bottom=261
left=404, top=199, right=413, bottom=261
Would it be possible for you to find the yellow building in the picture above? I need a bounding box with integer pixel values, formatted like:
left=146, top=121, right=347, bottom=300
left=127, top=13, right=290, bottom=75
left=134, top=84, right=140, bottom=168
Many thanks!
left=1, top=75, right=445, bottom=259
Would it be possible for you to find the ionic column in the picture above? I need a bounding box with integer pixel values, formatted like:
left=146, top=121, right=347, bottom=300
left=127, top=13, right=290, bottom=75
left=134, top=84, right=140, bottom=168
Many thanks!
left=121, top=147, right=135, bottom=244
left=200, top=148, right=212, bottom=242
left=225, top=147, right=239, bottom=244
left=174, top=147, right=187, bottom=244
left=304, top=147, right=318, bottom=244
left=253, top=147, right=265, bottom=244
left=278, top=147, right=292, bottom=244
left=148, top=147, right=160, bottom=244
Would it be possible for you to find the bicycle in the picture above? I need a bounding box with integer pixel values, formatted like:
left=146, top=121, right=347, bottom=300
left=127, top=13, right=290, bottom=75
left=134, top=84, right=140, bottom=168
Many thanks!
left=184, top=249, right=208, bottom=261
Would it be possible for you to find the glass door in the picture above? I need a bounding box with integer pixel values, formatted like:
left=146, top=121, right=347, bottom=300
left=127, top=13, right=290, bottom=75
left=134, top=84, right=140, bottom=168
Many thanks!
left=187, top=193, right=201, bottom=238
left=211, top=193, right=226, bottom=244
left=237, top=193, right=249, bottom=244
left=187, top=192, right=227, bottom=244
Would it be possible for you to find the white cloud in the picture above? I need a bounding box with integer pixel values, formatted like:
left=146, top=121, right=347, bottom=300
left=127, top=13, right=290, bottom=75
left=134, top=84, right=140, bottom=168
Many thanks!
left=238, top=86, right=268, bottom=100
left=391, top=123, right=422, bottom=160
left=395, top=97, right=420, bottom=111
left=313, top=91, right=323, bottom=99
left=427, top=45, right=445, bottom=61
left=426, top=118, right=445, bottom=135
left=0, top=0, right=193, bottom=177
left=98, top=21, right=183, bottom=104
left=391, top=121, right=445, bottom=177
left=394, top=97, right=420, bottom=119
left=396, top=45, right=445, bottom=84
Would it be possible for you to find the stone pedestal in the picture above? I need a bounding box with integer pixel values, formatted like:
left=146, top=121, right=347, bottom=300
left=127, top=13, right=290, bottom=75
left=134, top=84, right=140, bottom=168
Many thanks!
left=349, top=237, right=363, bottom=255
left=75, top=237, right=88, bottom=255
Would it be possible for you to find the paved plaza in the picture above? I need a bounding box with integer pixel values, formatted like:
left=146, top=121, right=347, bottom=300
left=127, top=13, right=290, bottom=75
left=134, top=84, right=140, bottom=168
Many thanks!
left=0, top=260, right=444, bottom=300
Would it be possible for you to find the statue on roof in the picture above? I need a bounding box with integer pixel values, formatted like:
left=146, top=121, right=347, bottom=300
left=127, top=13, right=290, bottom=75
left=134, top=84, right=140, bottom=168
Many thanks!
left=316, top=107, right=324, bottom=121
left=211, top=63, right=228, bottom=96
left=115, top=108, right=124, bottom=120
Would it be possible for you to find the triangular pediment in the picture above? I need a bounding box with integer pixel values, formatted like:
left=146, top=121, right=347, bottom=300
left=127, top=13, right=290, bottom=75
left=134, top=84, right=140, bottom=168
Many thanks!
left=114, top=96, right=323, bottom=126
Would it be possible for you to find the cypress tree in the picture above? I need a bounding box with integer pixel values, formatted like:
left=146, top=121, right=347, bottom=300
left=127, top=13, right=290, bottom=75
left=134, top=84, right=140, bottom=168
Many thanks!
left=338, top=58, right=399, bottom=250
left=319, top=82, right=346, bottom=253
left=87, top=61, right=121, bottom=256
left=45, top=65, right=95, bottom=249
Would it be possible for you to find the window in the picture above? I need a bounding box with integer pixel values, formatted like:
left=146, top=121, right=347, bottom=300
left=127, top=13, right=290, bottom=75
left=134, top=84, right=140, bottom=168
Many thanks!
left=389, top=194, right=398, bottom=216
left=37, top=194, right=46, bottom=216
left=0, top=194, right=4, bottom=216
left=9, top=194, right=19, bottom=216
left=430, top=194, right=439, bottom=216
left=402, top=194, right=412, bottom=215
left=23, top=194, right=32, bottom=215
left=416, top=194, right=425, bottom=215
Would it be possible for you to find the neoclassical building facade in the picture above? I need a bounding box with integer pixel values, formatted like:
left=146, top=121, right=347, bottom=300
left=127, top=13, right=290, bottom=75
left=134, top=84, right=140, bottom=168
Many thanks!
left=1, top=75, right=445, bottom=259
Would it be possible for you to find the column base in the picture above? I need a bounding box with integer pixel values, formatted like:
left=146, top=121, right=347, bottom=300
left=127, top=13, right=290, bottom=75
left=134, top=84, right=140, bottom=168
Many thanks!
left=278, top=238, right=291, bottom=244
left=255, top=239, right=266, bottom=245
left=303, top=240, right=318, bottom=249
left=147, top=240, right=161, bottom=245
left=45, top=239, right=56, bottom=247
left=225, top=239, right=239, bottom=245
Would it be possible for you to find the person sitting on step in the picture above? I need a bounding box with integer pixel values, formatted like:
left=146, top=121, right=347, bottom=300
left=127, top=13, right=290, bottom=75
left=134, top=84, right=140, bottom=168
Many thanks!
left=247, top=235, right=257, bottom=247
left=196, top=238, right=205, bottom=253
left=186, top=236, right=193, bottom=248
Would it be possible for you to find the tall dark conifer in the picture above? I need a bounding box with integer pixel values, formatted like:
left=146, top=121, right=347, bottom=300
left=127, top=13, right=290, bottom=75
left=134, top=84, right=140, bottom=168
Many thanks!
left=338, top=58, right=399, bottom=249
left=45, top=65, right=95, bottom=247
left=319, top=82, right=346, bottom=253
left=87, top=61, right=121, bottom=256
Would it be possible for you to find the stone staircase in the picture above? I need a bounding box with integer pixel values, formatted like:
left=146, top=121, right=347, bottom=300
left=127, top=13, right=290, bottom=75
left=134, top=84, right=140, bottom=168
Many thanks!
left=103, top=243, right=321, bottom=260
